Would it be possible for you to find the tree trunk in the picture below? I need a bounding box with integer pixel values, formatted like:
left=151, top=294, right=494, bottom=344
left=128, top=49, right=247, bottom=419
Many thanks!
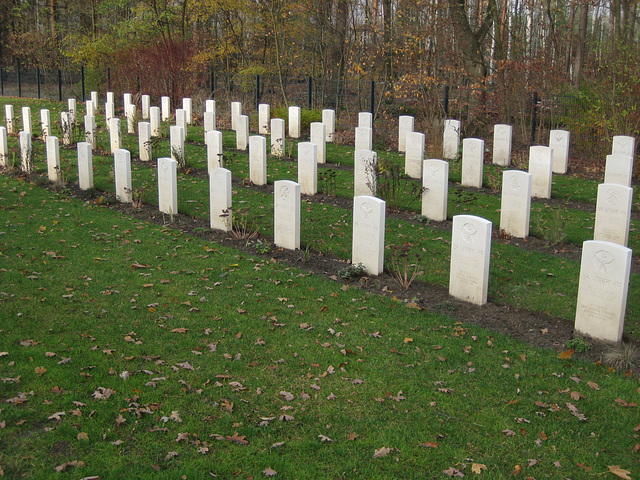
left=571, top=1, right=588, bottom=88
left=447, top=0, right=492, bottom=78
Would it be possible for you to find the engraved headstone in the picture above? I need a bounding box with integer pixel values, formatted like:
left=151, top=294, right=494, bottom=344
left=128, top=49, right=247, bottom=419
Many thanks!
left=449, top=215, right=492, bottom=305
left=236, top=115, right=249, bottom=151
left=138, top=122, right=152, bottom=161
left=125, top=103, right=136, bottom=134
left=249, top=135, right=267, bottom=185
left=84, top=114, right=96, bottom=149
left=123, top=93, right=132, bottom=110
left=86, top=99, right=95, bottom=117
left=141, top=94, right=150, bottom=120
left=322, top=109, right=335, bottom=142
left=274, top=180, right=301, bottom=250
left=549, top=129, right=570, bottom=174
left=0, top=127, right=7, bottom=168
left=289, top=106, right=301, bottom=138
left=40, top=109, right=51, bottom=140
left=61, top=112, right=72, bottom=146
left=352, top=196, right=386, bottom=275
left=604, top=154, right=633, bottom=187
left=114, top=149, right=132, bottom=203
left=612, top=135, right=636, bottom=159
left=443, top=119, right=461, bottom=160
left=169, top=125, right=184, bottom=164
left=528, top=146, right=553, bottom=199
left=67, top=99, right=76, bottom=124
left=46, top=135, right=60, bottom=182
left=422, top=159, right=449, bottom=221
left=158, top=157, right=178, bottom=215
left=182, top=97, right=193, bottom=124
left=310, top=122, right=326, bottom=164
left=90, top=91, right=99, bottom=112
left=175, top=108, right=187, bottom=142
left=22, top=106, right=32, bottom=134
left=358, top=112, right=373, bottom=129
left=231, top=101, right=242, bottom=130
left=461, top=138, right=484, bottom=188
left=492, top=124, right=512, bottom=166
left=354, top=126, right=373, bottom=152
left=575, top=240, right=632, bottom=343
left=106, top=92, right=114, bottom=104
left=398, top=115, right=414, bottom=153
left=19, top=131, right=32, bottom=173
left=594, top=183, right=633, bottom=246
left=354, top=150, right=377, bottom=197
left=209, top=167, right=232, bottom=232
left=150, top=106, right=161, bottom=137
left=271, top=118, right=285, bottom=157
left=77, top=142, right=93, bottom=190
left=405, top=131, right=425, bottom=179
left=205, top=99, right=216, bottom=114
left=207, top=130, right=223, bottom=169
left=109, top=117, right=121, bottom=153
left=105, top=102, right=114, bottom=131
left=259, top=104, right=270, bottom=134
left=499, top=170, right=532, bottom=238
left=161, top=96, right=171, bottom=121
left=5, top=105, right=14, bottom=134
left=204, top=111, right=216, bottom=140
left=297, top=142, right=317, bottom=195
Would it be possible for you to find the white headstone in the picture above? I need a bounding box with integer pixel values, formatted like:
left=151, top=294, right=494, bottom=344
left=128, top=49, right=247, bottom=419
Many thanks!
left=422, top=159, right=449, bottom=221
left=5, top=105, right=14, bottom=134
left=22, top=106, right=32, bottom=134
left=209, top=167, right=232, bottom=232
left=492, top=124, right=512, bottom=166
left=310, top=122, right=326, bottom=164
left=105, top=102, right=114, bottom=131
left=175, top=108, right=187, bottom=142
left=109, top=117, right=121, bottom=153
left=84, top=114, right=96, bottom=149
left=549, top=129, right=570, bottom=174
left=182, top=98, right=192, bottom=124
left=67, top=99, right=76, bottom=124
left=258, top=104, right=270, bottom=134
left=150, top=107, right=161, bottom=137
left=297, top=142, right=317, bottom=195
left=141, top=95, right=150, bottom=120
left=443, top=119, right=461, bottom=160
left=231, top=101, right=242, bottom=130
left=398, top=115, right=414, bottom=153
left=114, top=149, right=132, bottom=203
left=271, top=118, right=285, bottom=157
left=205, top=99, right=216, bottom=114
left=46, top=136, right=60, bottom=182
left=352, top=196, right=386, bottom=275
left=158, top=157, right=178, bottom=215
left=604, top=154, right=633, bottom=187
left=358, top=112, right=373, bottom=129
left=77, top=142, right=93, bottom=190
left=86, top=100, right=95, bottom=117
left=449, top=215, right=492, bottom=305
left=138, top=122, right=152, bottom=161
left=123, top=93, right=132, bottom=109
left=0, top=127, right=7, bottom=168
left=354, top=126, right=373, bottom=152
left=322, top=109, right=335, bottom=142
left=461, top=138, right=485, bottom=188
left=169, top=125, right=184, bottom=164
left=594, top=183, right=633, bottom=247
left=354, top=150, right=377, bottom=197
left=236, top=115, right=249, bottom=151
left=612, top=135, right=636, bottom=159
left=249, top=135, right=267, bottom=185
left=90, top=91, right=99, bottom=112
left=575, top=240, right=632, bottom=343
left=19, top=131, right=32, bottom=173
left=529, top=146, right=553, bottom=199
left=206, top=130, right=223, bottom=169
left=274, top=180, right=301, bottom=250
left=204, top=112, right=216, bottom=137
left=61, top=111, right=72, bottom=146
left=500, top=170, right=532, bottom=238
left=161, top=96, right=171, bottom=121
left=405, top=131, right=425, bottom=179
left=106, top=92, right=114, bottom=104
left=288, top=106, right=301, bottom=138
left=125, top=103, right=136, bottom=134
left=40, top=109, right=51, bottom=140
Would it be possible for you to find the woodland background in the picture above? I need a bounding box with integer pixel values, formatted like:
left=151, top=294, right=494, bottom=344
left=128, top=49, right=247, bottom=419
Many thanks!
left=1, top=0, right=639, bottom=162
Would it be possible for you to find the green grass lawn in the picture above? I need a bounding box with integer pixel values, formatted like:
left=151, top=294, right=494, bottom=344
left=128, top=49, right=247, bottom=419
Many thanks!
left=0, top=96, right=639, bottom=479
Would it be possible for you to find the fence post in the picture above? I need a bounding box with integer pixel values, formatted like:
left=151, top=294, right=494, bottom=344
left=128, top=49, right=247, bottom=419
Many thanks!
left=0, top=67, right=4, bottom=96
left=210, top=67, right=215, bottom=98
left=136, top=76, right=140, bottom=94
left=369, top=81, right=375, bottom=114
left=443, top=85, right=450, bottom=116
left=308, top=76, right=312, bottom=109
left=530, top=92, right=538, bottom=145
left=36, top=68, right=41, bottom=99
left=58, top=70, right=62, bottom=101
left=81, top=66, right=85, bottom=101
left=107, top=68, right=111, bottom=92
left=17, top=63, right=21, bottom=97
left=255, top=74, right=260, bottom=111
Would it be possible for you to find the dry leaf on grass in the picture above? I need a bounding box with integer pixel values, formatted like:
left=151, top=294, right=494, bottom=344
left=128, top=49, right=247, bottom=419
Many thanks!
left=263, top=467, right=277, bottom=476
left=373, top=447, right=391, bottom=458
left=471, top=463, right=487, bottom=474
left=608, top=465, right=632, bottom=480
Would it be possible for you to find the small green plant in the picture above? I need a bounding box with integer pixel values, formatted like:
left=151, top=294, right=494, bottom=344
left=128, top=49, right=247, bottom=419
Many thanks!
left=484, top=168, right=502, bottom=193
left=375, top=157, right=427, bottom=211
left=604, top=342, right=640, bottom=371
left=534, top=206, right=567, bottom=246
left=565, top=337, right=591, bottom=353
left=254, top=239, right=271, bottom=254
left=172, top=145, right=188, bottom=172
left=319, top=168, right=338, bottom=195
left=412, top=214, right=430, bottom=224
left=229, top=207, right=260, bottom=241
left=131, top=187, right=145, bottom=209
left=337, top=263, right=366, bottom=280
left=388, top=243, right=423, bottom=291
